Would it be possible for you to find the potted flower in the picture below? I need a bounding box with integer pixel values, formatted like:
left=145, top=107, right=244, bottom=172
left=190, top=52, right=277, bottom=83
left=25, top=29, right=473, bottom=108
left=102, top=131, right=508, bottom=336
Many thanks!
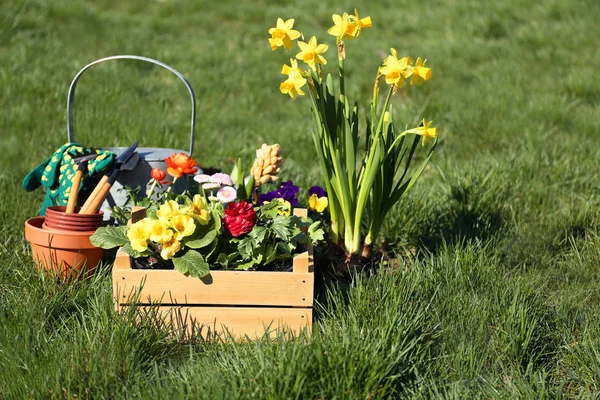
left=268, top=10, right=439, bottom=269
left=91, top=144, right=324, bottom=340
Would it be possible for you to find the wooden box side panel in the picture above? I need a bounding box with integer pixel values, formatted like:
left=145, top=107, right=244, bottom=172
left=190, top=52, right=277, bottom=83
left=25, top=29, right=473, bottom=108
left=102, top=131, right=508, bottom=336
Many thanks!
left=113, top=250, right=314, bottom=307
left=135, top=306, right=312, bottom=340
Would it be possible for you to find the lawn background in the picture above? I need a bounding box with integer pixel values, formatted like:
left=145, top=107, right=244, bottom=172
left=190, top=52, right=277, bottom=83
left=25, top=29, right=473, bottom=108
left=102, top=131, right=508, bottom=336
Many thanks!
left=1, top=0, right=600, bottom=398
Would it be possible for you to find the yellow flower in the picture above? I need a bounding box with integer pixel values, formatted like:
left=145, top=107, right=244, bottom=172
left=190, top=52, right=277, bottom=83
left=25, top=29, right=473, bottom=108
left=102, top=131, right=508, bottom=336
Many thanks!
left=296, top=36, right=328, bottom=69
left=328, top=9, right=371, bottom=43
left=410, top=57, right=432, bottom=85
left=263, top=198, right=292, bottom=216
left=170, top=214, right=196, bottom=240
left=181, top=194, right=210, bottom=225
left=349, top=9, right=372, bottom=37
left=160, top=237, right=181, bottom=260
left=157, top=200, right=180, bottom=222
left=268, top=18, right=301, bottom=51
left=280, top=59, right=307, bottom=98
left=148, top=219, right=173, bottom=244
left=127, top=220, right=151, bottom=252
left=309, top=194, right=329, bottom=213
left=327, top=12, right=355, bottom=43
left=379, top=48, right=413, bottom=89
left=412, top=119, right=438, bottom=146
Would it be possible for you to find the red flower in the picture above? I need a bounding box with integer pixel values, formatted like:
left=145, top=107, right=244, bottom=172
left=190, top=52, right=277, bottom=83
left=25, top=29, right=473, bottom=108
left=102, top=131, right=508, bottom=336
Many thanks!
left=150, top=168, right=170, bottom=184
left=223, top=201, right=257, bottom=237
left=165, top=153, right=198, bottom=178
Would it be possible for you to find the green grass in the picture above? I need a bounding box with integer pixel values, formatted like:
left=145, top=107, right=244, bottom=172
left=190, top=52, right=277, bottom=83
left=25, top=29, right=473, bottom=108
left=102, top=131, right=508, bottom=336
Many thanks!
left=2, top=0, right=600, bottom=397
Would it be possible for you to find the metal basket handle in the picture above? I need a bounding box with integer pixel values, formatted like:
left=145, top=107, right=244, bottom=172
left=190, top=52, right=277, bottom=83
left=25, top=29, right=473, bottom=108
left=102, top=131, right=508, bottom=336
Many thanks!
left=67, top=55, right=196, bottom=156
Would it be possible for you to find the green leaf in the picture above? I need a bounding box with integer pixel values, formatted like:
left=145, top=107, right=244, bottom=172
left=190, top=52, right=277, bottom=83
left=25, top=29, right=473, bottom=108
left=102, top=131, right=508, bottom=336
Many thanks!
left=308, top=221, right=325, bottom=244
left=259, top=201, right=280, bottom=220
left=172, top=251, right=210, bottom=278
left=249, top=226, right=268, bottom=245
left=237, top=237, right=254, bottom=260
left=90, top=226, right=129, bottom=249
left=186, top=230, right=218, bottom=249
left=271, top=216, right=291, bottom=241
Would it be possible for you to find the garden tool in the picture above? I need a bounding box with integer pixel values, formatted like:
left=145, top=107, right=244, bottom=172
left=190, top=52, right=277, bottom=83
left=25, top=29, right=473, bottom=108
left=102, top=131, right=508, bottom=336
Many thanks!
left=65, top=149, right=98, bottom=213
left=80, top=142, right=140, bottom=214
left=21, top=144, right=115, bottom=216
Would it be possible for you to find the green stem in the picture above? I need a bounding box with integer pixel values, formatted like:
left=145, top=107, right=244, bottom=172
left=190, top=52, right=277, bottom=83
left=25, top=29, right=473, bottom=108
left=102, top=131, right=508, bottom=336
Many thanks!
left=146, top=179, right=158, bottom=198
left=350, top=87, right=395, bottom=254
left=166, top=177, right=178, bottom=193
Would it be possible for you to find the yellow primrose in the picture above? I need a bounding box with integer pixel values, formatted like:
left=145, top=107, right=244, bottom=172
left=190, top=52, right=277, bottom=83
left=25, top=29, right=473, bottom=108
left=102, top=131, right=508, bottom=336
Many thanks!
left=160, top=237, right=181, bottom=260
left=268, top=18, right=301, bottom=51
left=410, top=57, right=432, bottom=86
left=412, top=119, right=438, bottom=146
left=296, top=36, right=328, bottom=69
left=379, top=48, right=413, bottom=89
left=280, top=59, right=307, bottom=98
left=170, top=214, right=196, bottom=240
left=157, top=200, right=180, bottom=222
left=148, top=219, right=173, bottom=244
left=127, top=219, right=151, bottom=252
left=309, top=194, right=329, bottom=213
left=181, top=194, right=210, bottom=225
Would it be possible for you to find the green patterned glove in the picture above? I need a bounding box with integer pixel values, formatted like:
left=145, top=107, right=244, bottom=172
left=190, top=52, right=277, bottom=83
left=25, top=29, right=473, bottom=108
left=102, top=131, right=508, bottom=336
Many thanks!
left=22, top=143, right=115, bottom=215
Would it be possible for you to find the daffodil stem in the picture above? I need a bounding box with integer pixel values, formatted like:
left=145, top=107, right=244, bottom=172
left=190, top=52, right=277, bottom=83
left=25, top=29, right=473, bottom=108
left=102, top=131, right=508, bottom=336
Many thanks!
left=338, top=46, right=348, bottom=114
left=349, top=86, right=395, bottom=255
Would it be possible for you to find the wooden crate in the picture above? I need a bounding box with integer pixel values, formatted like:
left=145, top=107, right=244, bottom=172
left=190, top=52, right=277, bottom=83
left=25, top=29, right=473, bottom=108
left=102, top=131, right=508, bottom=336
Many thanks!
left=112, top=209, right=314, bottom=340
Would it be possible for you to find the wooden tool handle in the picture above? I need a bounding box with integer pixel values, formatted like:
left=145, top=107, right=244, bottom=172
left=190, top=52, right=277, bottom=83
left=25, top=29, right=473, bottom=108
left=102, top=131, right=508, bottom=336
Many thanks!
left=82, top=182, right=112, bottom=215
left=65, top=170, right=84, bottom=213
left=79, top=175, right=109, bottom=214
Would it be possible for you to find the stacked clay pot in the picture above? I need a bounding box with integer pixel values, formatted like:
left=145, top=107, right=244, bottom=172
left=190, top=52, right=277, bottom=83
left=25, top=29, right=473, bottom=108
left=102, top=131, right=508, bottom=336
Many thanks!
left=24, top=206, right=104, bottom=280
left=44, top=206, right=104, bottom=231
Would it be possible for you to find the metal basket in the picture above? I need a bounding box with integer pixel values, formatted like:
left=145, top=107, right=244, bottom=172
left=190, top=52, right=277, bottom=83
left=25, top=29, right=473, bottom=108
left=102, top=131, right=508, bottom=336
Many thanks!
left=66, top=55, right=198, bottom=215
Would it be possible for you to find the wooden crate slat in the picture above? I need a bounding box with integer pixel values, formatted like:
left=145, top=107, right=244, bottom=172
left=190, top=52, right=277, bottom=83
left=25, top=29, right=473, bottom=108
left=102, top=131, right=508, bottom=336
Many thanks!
left=113, top=252, right=314, bottom=307
left=135, top=306, right=312, bottom=340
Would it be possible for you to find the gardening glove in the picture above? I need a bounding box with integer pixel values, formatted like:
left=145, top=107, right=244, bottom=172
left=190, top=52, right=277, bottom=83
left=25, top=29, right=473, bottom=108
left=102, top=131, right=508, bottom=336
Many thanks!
left=22, top=143, right=115, bottom=215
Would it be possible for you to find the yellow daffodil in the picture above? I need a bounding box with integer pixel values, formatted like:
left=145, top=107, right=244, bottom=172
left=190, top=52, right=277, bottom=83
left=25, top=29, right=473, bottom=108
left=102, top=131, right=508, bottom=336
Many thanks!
left=349, top=9, right=372, bottom=37
left=268, top=18, right=301, bottom=51
left=160, top=237, right=181, bottom=260
left=157, top=200, right=180, bottom=222
left=296, top=36, right=328, bottom=69
left=327, top=12, right=356, bottom=43
left=379, top=48, right=413, bottom=89
left=280, top=59, right=307, bottom=98
left=328, top=9, right=371, bottom=43
left=148, top=219, right=173, bottom=244
left=410, top=57, right=432, bottom=85
left=309, top=194, right=329, bottom=212
left=170, top=214, right=196, bottom=240
left=127, top=219, right=151, bottom=252
left=181, top=194, right=210, bottom=225
left=412, top=119, right=438, bottom=146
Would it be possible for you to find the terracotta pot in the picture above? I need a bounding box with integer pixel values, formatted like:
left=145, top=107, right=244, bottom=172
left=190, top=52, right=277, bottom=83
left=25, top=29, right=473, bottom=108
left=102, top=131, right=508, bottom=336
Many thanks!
left=46, top=206, right=103, bottom=220
left=25, top=216, right=104, bottom=279
left=45, top=206, right=104, bottom=232
left=44, top=220, right=102, bottom=232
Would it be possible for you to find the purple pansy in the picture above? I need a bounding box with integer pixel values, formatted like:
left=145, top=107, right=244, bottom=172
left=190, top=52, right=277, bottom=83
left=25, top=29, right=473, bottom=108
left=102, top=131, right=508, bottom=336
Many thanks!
left=259, top=180, right=299, bottom=206
left=308, top=185, right=327, bottom=198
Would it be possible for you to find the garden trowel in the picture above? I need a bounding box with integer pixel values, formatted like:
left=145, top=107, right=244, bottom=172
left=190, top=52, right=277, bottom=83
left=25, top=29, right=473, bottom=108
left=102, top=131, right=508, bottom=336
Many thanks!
left=79, top=142, right=139, bottom=214
left=65, top=148, right=98, bottom=213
